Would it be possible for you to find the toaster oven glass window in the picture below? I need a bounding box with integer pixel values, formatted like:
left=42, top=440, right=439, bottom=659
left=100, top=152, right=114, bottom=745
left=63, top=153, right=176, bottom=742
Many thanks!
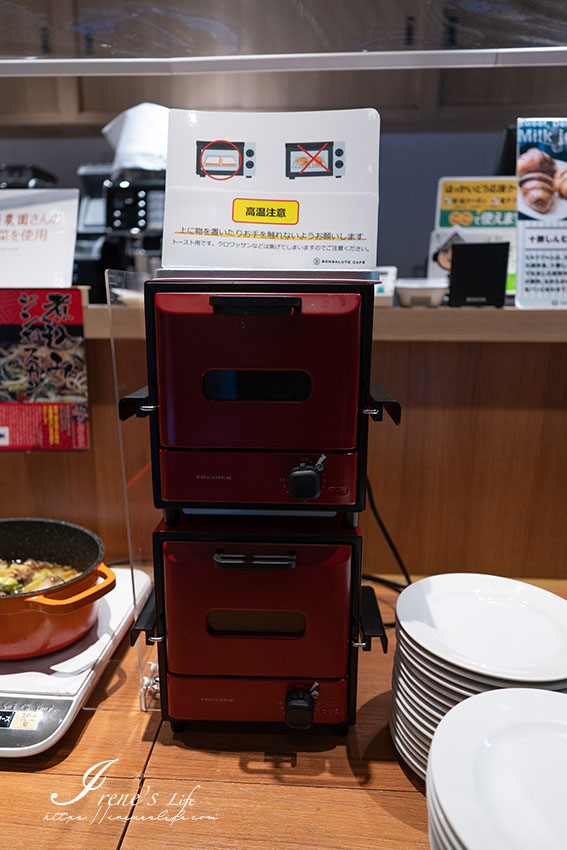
left=203, top=369, right=311, bottom=401
left=207, top=609, right=306, bottom=636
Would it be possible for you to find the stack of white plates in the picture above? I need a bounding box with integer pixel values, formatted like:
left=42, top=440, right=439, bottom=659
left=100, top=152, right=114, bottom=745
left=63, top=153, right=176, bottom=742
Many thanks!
left=427, top=688, right=567, bottom=850
left=389, top=573, right=567, bottom=780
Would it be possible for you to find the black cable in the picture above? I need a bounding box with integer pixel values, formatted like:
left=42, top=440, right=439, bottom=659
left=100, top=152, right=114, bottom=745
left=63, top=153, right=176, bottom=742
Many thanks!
left=362, top=573, right=406, bottom=592
left=366, top=476, right=412, bottom=587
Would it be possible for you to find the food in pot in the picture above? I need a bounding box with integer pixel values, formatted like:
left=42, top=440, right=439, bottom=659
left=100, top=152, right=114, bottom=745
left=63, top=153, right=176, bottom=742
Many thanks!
left=0, top=559, right=81, bottom=596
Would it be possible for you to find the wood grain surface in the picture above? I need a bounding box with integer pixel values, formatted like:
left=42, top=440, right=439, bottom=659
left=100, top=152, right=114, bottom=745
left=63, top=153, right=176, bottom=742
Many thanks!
left=361, top=340, right=567, bottom=578
left=1, top=774, right=142, bottom=850
left=1, top=580, right=565, bottom=849
left=2, top=334, right=567, bottom=577
left=119, top=779, right=430, bottom=850
left=0, top=709, right=160, bottom=778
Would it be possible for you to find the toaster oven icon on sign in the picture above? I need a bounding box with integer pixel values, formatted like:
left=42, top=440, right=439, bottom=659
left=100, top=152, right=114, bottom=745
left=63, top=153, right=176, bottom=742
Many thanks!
left=285, top=142, right=345, bottom=179
left=196, top=140, right=256, bottom=179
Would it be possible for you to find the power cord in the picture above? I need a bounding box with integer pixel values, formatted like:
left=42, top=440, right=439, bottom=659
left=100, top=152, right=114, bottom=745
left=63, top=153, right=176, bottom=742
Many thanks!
left=364, top=476, right=412, bottom=588
left=363, top=477, right=412, bottom=628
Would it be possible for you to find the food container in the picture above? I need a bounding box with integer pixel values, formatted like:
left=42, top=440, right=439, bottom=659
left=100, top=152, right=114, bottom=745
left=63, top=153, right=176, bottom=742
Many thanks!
left=395, top=278, right=448, bottom=307
left=0, top=518, right=115, bottom=660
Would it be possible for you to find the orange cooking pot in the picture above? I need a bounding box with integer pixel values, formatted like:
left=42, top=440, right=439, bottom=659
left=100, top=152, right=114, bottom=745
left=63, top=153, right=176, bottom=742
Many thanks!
left=0, top=518, right=116, bottom=660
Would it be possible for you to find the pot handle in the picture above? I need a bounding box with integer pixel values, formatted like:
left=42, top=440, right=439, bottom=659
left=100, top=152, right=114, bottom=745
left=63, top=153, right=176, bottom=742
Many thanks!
left=26, top=563, right=116, bottom=614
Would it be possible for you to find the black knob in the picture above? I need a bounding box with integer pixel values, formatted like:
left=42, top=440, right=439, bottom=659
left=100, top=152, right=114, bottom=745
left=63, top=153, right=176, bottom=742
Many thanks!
left=288, top=463, right=321, bottom=501
left=285, top=689, right=314, bottom=729
left=335, top=160, right=344, bottom=169
left=245, top=148, right=255, bottom=158
left=246, top=160, right=255, bottom=169
left=335, top=148, right=344, bottom=157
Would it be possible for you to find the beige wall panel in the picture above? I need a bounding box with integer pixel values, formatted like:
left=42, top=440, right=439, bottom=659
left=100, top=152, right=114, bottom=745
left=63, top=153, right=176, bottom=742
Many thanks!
left=0, top=78, right=60, bottom=116
left=439, top=66, right=567, bottom=108
left=360, top=340, right=567, bottom=579
left=78, top=69, right=424, bottom=119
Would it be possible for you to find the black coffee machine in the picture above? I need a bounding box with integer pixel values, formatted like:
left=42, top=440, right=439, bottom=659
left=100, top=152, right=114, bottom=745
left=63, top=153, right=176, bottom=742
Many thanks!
left=0, top=163, right=58, bottom=189
left=74, top=164, right=165, bottom=302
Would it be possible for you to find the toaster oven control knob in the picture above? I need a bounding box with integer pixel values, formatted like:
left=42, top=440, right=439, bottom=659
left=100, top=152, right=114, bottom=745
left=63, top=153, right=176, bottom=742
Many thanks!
left=285, top=689, right=315, bottom=729
left=288, top=455, right=325, bottom=501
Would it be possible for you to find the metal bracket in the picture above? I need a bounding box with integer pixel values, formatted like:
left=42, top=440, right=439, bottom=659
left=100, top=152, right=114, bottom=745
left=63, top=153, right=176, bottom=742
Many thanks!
left=363, top=384, right=401, bottom=425
left=358, top=585, right=388, bottom=653
left=119, top=386, right=156, bottom=421
left=140, top=662, right=160, bottom=712
left=130, top=589, right=160, bottom=646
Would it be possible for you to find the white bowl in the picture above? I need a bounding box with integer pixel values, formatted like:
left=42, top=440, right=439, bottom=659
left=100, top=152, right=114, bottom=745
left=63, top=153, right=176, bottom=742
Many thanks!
left=395, top=279, right=447, bottom=308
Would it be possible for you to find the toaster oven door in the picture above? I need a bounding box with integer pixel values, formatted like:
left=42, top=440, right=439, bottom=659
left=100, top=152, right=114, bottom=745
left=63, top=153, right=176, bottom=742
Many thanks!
left=162, top=540, right=352, bottom=679
left=152, top=291, right=362, bottom=450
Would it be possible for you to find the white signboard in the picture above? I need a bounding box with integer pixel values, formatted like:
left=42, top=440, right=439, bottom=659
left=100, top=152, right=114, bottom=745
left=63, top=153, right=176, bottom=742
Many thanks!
left=427, top=176, right=517, bottom=291
left=516, top=118, right=567, bottom=309
left=162, top=109, right=380, bottom=271
left=0, top=189, right=79, bottom=288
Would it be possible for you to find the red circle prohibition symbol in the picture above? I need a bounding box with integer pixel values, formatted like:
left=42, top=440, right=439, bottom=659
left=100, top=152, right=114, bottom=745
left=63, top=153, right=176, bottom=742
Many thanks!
left=200, top=139, right=242, bottom=181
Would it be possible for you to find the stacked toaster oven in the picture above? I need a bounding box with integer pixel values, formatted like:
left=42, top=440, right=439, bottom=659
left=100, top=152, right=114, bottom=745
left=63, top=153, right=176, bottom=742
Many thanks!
left=122, top=273, right=400, bottom=732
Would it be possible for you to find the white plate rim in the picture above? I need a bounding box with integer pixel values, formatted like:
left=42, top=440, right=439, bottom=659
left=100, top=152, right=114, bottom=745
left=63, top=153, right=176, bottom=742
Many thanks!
left=396, top=574, right=567, bottom=682
left=389, top=717, right=427, bottom=780
left=427, top=769, right=467, bottom=850
left=392, top=670, right=441, bottom=732
left=397, top=620, right=567, bottom=690
left=396, top=642, right=483, bottom=697
left=394, top=652, right=460, bottom=709
left=393, top=654, right=456, bottom=713
left=390, top=701, right=432, bottom=757
left=428, top=688, right=567, bottom=850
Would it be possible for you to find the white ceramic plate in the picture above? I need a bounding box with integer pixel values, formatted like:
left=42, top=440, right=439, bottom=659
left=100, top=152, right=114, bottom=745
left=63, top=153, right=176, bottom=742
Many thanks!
left=428, top=791, right=467, bottom=850
left=389, top=717, right=427, bottom=780
left=392, top=669, right=441, bottom=732
left=393, top=664, right=445, bottom=724
left=428, top=810, right=448, bottom=850
left=427, top=766, right=468, bottom=850
left=429, top=688, right=567, bottom=850
left=395, top=642, right=483, bottom=698
left=394, top=653, right=458, bottom=711
left=392, top=696, right=434, bottom=749
left=390, top=716, right=427, bottom=767
left=397, top=620, right=567, bottom=691
left=428, top=795, right=461, bottom=850
left=397, top=628, right=492, bottom=691
left=393, top=654, right=456, bottom=713
left=390, top=701, right=431, bottom=759
left=397, top=574, right=567, bottom=682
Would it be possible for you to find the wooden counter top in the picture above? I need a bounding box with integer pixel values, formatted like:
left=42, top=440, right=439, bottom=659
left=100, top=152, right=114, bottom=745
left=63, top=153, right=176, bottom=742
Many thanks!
left=1, top=578, right=564, bottom=850
left=83, top=301, right=567, bottom=343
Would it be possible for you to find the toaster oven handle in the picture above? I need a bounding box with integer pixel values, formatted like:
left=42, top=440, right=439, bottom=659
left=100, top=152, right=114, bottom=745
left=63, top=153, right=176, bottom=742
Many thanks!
left=213, top=550, right=297, bottom=570
left=363, top=385, right=401, bottom=425
left=209, top=295, right=302, bottom=316
left=359, top=585, right=388, bottom=653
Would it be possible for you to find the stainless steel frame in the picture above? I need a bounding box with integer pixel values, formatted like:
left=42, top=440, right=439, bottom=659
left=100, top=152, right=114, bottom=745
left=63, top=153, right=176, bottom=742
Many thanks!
left=1, top=47, right=567, bottom=77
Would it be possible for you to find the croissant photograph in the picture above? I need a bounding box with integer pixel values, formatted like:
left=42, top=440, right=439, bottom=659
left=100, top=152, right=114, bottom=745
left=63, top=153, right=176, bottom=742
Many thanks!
left=517, top=123, right=567, bottom=221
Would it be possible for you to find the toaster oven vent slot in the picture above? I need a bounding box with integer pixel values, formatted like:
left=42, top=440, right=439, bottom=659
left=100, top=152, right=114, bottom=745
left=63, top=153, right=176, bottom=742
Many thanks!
left=207, top=609, right=306, bottom=636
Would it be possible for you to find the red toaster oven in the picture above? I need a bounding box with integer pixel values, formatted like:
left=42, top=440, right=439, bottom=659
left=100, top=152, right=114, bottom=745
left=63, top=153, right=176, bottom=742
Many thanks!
left=133, top=514, right=387, bottom=731
left=120, top=276, right=399, bottom=518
